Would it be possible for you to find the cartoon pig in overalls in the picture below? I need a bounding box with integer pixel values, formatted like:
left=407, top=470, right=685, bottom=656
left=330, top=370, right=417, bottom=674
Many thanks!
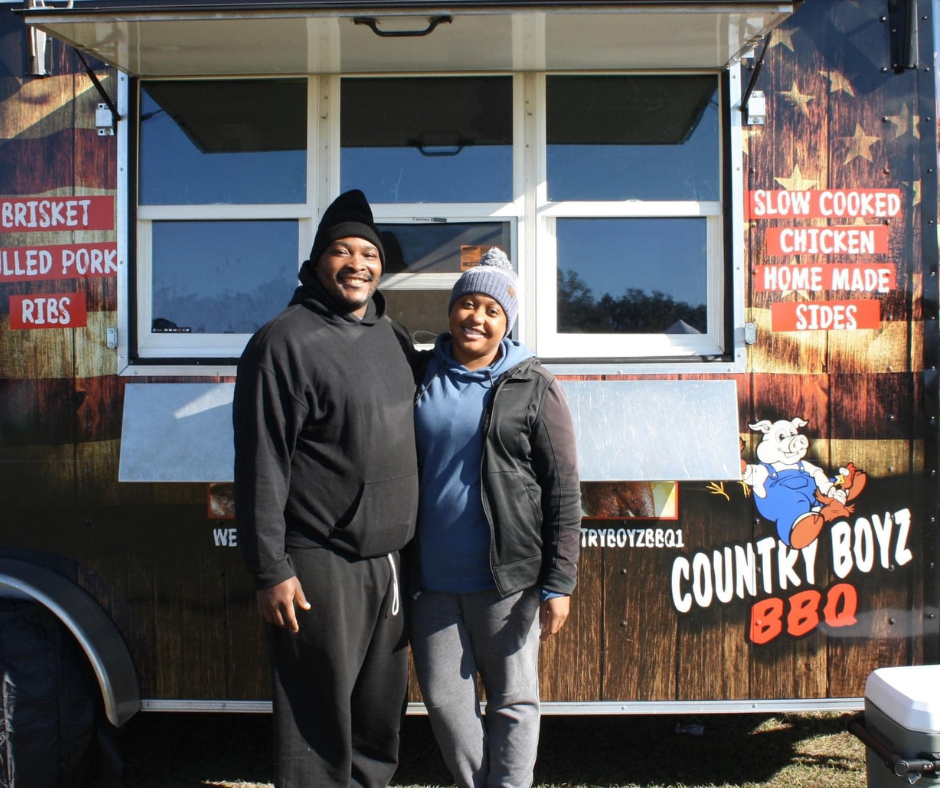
left=742, top=418, right=863, bottom=549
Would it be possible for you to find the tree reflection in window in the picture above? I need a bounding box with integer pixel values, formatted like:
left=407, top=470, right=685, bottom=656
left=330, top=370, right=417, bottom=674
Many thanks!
left=557, top=269, right=706, bottom=335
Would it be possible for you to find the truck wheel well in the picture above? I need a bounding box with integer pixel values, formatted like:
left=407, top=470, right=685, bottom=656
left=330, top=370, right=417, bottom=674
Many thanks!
left=0, top=557, right=140, bottom=727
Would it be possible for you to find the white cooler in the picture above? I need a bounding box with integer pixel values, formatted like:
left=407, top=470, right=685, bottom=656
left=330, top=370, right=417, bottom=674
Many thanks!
left=862, top=665, right=940, bottom=787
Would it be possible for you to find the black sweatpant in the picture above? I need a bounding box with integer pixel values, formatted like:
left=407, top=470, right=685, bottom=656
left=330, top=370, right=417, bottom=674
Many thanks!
left=267, top=546, right=408, bottom=788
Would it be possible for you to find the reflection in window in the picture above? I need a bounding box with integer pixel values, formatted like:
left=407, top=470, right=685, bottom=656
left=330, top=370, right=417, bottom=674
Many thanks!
left=139, top=80, right=306, bottom=205
left=383, top=290, right=453, bottom=341
left=547, top=76, right=720, bottom=202
left=341, top=77, right=513, bottom=203
left=377, top=222, right=512, bottom=339
left=556, top=218, right=707, bottom=334
left=377, top=223, right=510, bottom=274
left=151, top=221, right=298, bottom=334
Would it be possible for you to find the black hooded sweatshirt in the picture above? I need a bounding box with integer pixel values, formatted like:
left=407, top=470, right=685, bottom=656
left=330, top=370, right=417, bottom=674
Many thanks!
left=233, top=264, right=419, bottom=590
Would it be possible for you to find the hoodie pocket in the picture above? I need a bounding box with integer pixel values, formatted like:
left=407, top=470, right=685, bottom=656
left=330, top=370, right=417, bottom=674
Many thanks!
left=329, top=471, right=419, bottom=557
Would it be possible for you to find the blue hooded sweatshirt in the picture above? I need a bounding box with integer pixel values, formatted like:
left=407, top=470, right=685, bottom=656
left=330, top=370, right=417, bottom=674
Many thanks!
left=414, top=334, right=534, bottom=593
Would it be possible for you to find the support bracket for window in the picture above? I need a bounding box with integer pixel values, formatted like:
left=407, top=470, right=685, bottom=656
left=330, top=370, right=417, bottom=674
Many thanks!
left=741, top=34, right=772, bottom=126
left=27, top=24, right=49, bottom=76
left=353, top=15, right=452, bottom=38
left=76, top=50, right=119, bottom=135
left=24, top=0, right=75, bottom=76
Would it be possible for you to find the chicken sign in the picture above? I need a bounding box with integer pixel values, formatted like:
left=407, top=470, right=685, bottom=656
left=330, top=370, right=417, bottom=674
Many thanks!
left=747, top=187, right=901, bottom=332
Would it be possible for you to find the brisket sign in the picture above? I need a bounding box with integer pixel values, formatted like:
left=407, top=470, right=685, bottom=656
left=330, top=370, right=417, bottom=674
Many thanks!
left=0, top=196, right=114, bottom=232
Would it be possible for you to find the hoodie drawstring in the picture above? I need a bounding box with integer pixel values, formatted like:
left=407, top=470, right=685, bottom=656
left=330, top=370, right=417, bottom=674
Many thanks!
left=386, top=553, right=400, bottom=617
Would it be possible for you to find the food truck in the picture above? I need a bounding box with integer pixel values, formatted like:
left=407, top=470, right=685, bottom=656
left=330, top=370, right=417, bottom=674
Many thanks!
left=1, top=0, right=937, bottom=783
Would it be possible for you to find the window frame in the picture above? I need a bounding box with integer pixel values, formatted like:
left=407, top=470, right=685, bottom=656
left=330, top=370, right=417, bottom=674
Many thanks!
left=129, top=76, right=319, bottom=368
left=119, top=67, right=747, bottom=375
left=532, top=71, right=732, bottom=361
left=330, top=72, right=526, bottom=349
left=135, top=207, right=311, bottom=359
left=376, top=216, right=520, bottom=347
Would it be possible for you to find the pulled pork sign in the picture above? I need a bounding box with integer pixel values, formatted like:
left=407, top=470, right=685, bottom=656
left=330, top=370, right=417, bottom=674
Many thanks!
left=1, top=242, right=118, bottom=282
left=1, top=196, right=115, bottom=330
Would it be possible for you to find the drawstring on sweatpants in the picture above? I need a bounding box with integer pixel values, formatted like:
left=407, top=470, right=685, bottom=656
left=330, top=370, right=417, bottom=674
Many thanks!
left=386, top=553, right=400, bottom=617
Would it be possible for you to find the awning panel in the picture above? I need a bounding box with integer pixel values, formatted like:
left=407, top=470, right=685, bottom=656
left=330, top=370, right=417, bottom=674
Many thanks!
left=23, top=2, right=796, bottom=77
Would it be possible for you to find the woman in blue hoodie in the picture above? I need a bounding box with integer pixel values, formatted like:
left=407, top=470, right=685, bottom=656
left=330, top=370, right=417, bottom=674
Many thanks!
left=410, top=248, right=582, bottom=788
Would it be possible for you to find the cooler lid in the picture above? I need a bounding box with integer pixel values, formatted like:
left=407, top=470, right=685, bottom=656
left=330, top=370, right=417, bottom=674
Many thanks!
left=866, top=666, right=940, bottom=733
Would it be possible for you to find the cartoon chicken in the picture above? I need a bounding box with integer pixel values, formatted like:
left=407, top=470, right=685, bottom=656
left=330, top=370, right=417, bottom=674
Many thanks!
left=741, top=418, right=866, bottom=549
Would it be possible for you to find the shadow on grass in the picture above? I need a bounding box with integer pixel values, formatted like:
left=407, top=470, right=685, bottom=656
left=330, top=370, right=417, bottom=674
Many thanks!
left=118, top=712, right=273, bottom=787
left=529, top=713, right=863, bottom=787
left=118, top=710, right=864, bottom=788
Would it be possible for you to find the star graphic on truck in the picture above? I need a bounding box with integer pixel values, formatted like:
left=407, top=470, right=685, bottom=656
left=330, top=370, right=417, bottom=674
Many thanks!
left=840, top=124, right=880, bottom=164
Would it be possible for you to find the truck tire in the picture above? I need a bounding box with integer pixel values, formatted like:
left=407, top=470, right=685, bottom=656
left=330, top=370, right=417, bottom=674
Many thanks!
left=0, top=599, right=105, bottom=788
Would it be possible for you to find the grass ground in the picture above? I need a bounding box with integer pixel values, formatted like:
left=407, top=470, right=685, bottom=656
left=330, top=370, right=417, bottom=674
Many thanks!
left=119, top=710, right=870, bottom=787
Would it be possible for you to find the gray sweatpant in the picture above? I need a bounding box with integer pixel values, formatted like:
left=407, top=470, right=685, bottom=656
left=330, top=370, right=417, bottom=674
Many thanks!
left=409, top=588, right=541, bottom=788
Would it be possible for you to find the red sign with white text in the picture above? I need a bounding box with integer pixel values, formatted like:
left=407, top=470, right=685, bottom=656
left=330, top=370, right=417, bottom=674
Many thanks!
left=771, top=300, right=881, bottom=331
left=0, top=196, right=114, bottom=232
left=0, top=243, right=118, bottom=282
left=766, top=225, right=889, bottom=255
left=9, top=293, right=87, bottom=329
left=746, top=189, right=902, bottom=219
left=756, top=264, right=896, bottom=293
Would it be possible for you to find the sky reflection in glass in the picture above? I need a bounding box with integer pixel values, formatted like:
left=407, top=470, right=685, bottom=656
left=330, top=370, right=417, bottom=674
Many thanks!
left=151, top=220, right=298, bottom=334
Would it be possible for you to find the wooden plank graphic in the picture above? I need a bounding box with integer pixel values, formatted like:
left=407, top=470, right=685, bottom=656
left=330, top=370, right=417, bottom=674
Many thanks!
left=0, top=131, right=116, bottom=195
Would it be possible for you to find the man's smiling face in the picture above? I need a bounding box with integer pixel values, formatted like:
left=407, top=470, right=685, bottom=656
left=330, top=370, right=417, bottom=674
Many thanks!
left=315, top=237, right=382, bottom=317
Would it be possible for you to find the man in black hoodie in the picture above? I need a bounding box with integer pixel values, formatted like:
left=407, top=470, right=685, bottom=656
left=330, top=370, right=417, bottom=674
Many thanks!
left=233, top=190, right=419, bottom=787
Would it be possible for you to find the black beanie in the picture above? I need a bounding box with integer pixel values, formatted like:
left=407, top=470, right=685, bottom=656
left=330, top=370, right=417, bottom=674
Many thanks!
left=307, top=190, right=385, bottom=271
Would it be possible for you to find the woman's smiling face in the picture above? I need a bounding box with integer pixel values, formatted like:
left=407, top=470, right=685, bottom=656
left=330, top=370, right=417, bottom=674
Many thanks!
left=448, top=292, right=507, bottom=370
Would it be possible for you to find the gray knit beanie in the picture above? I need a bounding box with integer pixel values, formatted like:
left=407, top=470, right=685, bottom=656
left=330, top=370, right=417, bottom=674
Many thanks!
left=447, top=247, right=518, bottom=335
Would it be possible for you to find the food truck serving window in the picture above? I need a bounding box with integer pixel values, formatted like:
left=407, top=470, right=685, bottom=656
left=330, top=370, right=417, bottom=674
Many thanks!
left=136, top=79, right=307, bottom=359
left=131, top=69, right=736, bottom=369
left=541, top=75, right=723, bottom=356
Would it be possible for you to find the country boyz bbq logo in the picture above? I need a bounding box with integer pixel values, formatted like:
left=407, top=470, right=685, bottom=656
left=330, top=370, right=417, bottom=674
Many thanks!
left=579, top=415, right=918, bottom=644
left=670, top=509, right=913, bottom=643
left=672, top=415, right=914, bottom=644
